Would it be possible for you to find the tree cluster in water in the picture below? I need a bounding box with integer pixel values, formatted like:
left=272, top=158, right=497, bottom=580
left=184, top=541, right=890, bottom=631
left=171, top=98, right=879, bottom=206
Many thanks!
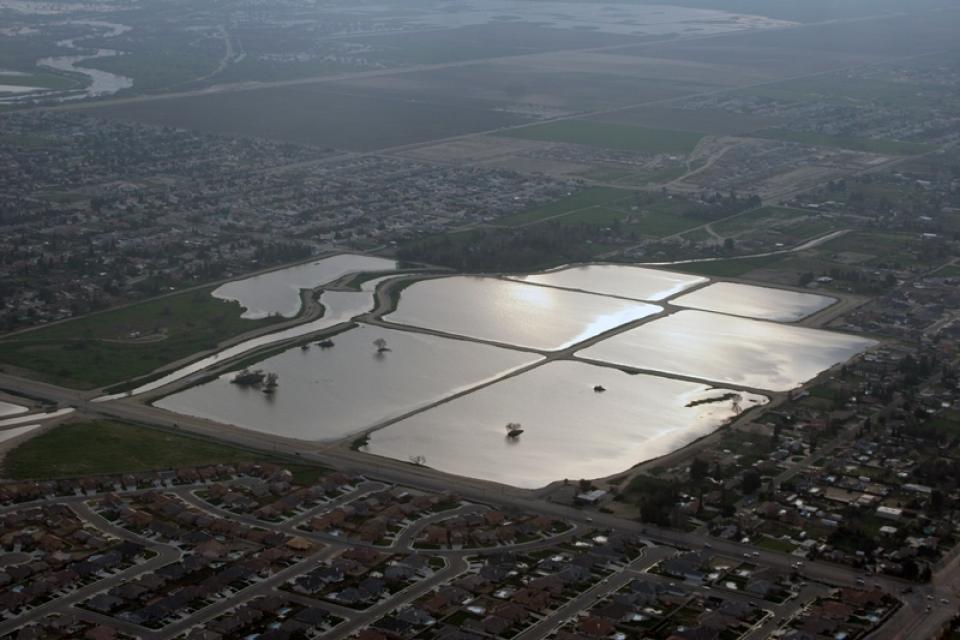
left=231, top=368, right=278, bottom=390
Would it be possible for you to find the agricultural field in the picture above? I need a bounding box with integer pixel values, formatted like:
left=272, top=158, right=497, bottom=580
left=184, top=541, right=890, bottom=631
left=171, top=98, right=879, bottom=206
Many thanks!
left=501, top=121, right=704, bottom=154
left=334, top=60, right=706, bottom=114
left=88, top=85, right=533, bottom=151
left=592, top=105, right=781, bottom=135
left=339, top=22, right=648, bottom=67
left=751, top=129, right=933, bottom=156
left=737, top=74, right=952, bottom=110
left=0, top=287, right=280, bottom=389
left=712, top=206, right=812, bottom=236
left=560, top=199, right=711, bottom=238
left=495, top=188, right=713, bottom=238
left=821, top=232, right=936, bottom=268
left=935, top=264, right=960, bottom=278
left=667, top=254, right=788, bottom=278
left=495, top=187, right=632, bottom=227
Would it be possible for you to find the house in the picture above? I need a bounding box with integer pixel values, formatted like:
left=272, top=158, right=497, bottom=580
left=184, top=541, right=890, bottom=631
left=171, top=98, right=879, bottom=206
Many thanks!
left=579, top=616, right=615, bottom=637
left=575, top=490, right=609, bottom=506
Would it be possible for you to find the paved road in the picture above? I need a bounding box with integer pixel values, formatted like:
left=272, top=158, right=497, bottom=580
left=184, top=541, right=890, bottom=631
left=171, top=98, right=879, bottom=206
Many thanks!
left=326, top=556, right=470, bottom=640
left=0, top=518, right=182, bottom=637
left=515, top=546, right=675, bottom=640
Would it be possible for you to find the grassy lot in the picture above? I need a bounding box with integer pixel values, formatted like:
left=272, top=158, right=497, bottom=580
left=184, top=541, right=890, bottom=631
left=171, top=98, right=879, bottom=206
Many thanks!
left=667, top=254, right=786, bottom=278
left=501, top=120, right=704, bottom=154
left=755, top=536, right=798, bottom=553
left=818, top=177, right=936, bottom=211
left=0, top=71, right=81, bottom=90
left=752, top=129, right=933, bottom=155
left=496, top=187, right=632, bottom=227
left=934, top=264, right=960, bottom=277
left=0, top=287, right=281, bottom=389
left=562, top=202, right=706, bottom=238
left=580, top=164, right=687, bottom=186
left=3, top=420, right=330, bottom=483
left=0, top=134, right=56, bottom=148
left=501, top=190, right=710, bottom=238
left=593, top=105, right=779, bottom=135
left=737, top=74, right=951, bottom=109
left=822, top=231, right=931, bottom=267
left=3, top=420, right=260, bottom=479
left=927, top=411, right=960, bottom=438
left=680, top=228, right=713, bottom=243
left=713, top=206, right=811, bottom=235
left=780, top=218, right=844, bottom=241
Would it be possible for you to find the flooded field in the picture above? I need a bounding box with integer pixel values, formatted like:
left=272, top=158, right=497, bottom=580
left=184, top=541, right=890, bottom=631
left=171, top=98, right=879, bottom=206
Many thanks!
left=0, top=21, right=134, bottom=105
left=385, top=276, right=660, bottom=350
left=136, top=262, right=872, bottom=488
left=101, top=280, right=392, bottom=400
left=577, top=310, right=876, bottom=392
left=672, top=282, right=836, bottom=321
left=155, top=325, right=540, bottom=441
left=365, top=360, right=767, bottom=488
left=212, top=254, right=396, bottom=319
left=515, top=264, right=706, bottom=301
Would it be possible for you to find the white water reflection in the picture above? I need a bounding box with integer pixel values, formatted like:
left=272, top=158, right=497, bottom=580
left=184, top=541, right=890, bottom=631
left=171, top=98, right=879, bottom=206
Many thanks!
left=0, top=20, right=133, bottom=105
left=578, top=310, right=876, bottom=392
left=386, top=276, right=661, bottom=350
left=673, top=282, right=835, bottom=322
left=0, top=400, right=28, bottom=418
left=0, top=84, right=43, bottom=94
left=37, top=48, right=132, bottom=97
left=155, top=325, right=540, bottom=441
left=212, top=254, right=397, bottom=319
left=0, top=423, right=41, bottom=445
left=0, top=407, right=74, bottom=428
left=514, top=264, right=706, bottom=301
left=365, top=360, right=767, bottom=489
left=38, top=21, right=132, bottom=99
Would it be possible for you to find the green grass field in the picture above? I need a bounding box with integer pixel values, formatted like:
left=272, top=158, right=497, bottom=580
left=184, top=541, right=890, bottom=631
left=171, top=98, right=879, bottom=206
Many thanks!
left=934, top=264, right=960, bottom=278
left=2, top=420, right=328, bottom=481
left=822, top=231, right=926, bottom=266
left=754, top=536, right=798, bottom=553
left=738, top=74, right=951, bottom=109
left=496, top=187, right=632, bottom=227
left=3, top=420, right=261, bottom=479
left=580, top=164, right=687, bottom=186
left=0, top=287, right=281, bottom=389
left=0, top=134, right=55, bottom=148
left=667, top=254, right=786, bottom=278
left=713, top=206, right=811, bottom=235
left=501, top=121, right=704, bottom=154
left=0, top=71, right=81, bottom=90
left=500, top=189, right=709, bottom=238
left=781, top=218, right=842, bottom=240
left=561, top=203, right=705, bottom=238
left=753, top=129, right=933, bottom=155
left=91, top=83, right=530, bottom=151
